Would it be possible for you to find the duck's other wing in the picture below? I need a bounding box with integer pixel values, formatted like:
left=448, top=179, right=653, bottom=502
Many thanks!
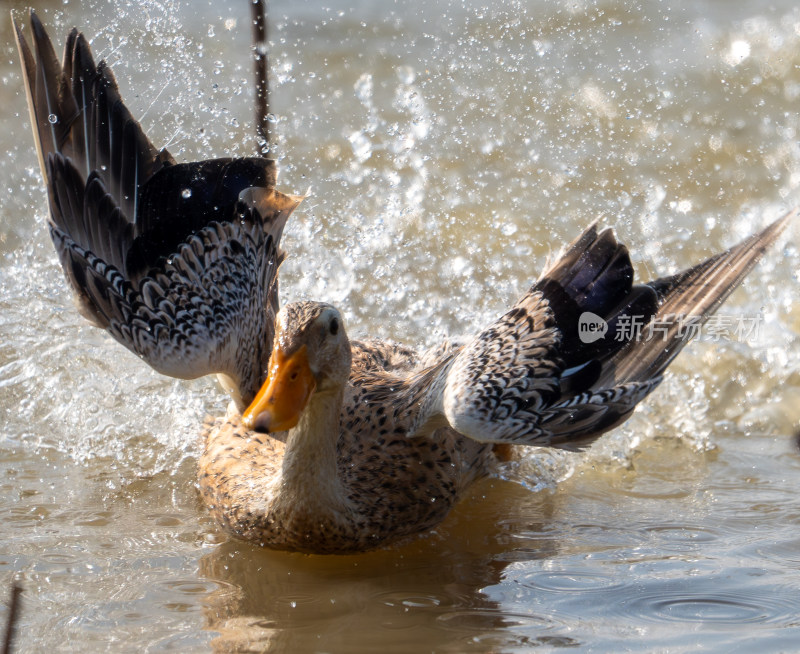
left=433, top=211, right=794, bottom=447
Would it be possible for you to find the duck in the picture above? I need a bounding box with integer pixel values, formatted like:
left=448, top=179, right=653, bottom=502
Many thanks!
left=15, top=12, right=795, bottom=554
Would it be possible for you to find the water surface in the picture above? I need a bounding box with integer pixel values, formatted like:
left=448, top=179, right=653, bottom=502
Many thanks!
left=1, top=0, right=799, bottom=651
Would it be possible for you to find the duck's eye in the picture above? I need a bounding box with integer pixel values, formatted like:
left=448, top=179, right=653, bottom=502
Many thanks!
left=329, top=316, right=339, bottom=336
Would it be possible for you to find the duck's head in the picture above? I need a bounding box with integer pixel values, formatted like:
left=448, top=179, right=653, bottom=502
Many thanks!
left=243, top=301, right=351, bottom=433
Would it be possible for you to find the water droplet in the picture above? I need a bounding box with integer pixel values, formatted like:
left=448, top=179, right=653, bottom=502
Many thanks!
left=354, top=73, right=373, bottom=104
left=266, top=113, right=278, bottom=123
left=501, top=222, right=518, bottom=237
left=181, top=188, right=192, bottom=199
left=724, top=40, right=751, bottom=67
left=207, top=26, right=215, bottom=37
left=396, top=65, right=416, bottom=85
left=48, top=113, right=58, bottom=124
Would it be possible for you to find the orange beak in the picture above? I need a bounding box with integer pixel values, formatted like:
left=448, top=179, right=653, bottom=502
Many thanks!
left=242, top=345, right=316, bottom=433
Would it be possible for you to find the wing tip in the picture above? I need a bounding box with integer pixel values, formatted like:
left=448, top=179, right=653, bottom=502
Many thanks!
left=766, top=206, right=797, bottom=240
left=597, top=205, right=796, bottom=388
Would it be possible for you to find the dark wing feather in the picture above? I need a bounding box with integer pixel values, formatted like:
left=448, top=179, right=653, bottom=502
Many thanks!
left=48, top=153, right=299, bottom=406
left=16, top=13, right=174, bottom=246
left=436, top=212, right=793, bottom=447
left=16, top=12, right=302, bottom=407
left=128, top=157, right=279, bottom=283
left=595, top=209, right=797, bottom=388
left=48, top=188, right=291, bottom=405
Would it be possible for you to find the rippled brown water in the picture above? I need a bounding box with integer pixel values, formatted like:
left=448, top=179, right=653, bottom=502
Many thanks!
left=1, top=0, right=799, bottom=651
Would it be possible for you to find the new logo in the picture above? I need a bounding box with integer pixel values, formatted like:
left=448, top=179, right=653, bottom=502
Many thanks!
left=578, top=312, right=608, bottom=343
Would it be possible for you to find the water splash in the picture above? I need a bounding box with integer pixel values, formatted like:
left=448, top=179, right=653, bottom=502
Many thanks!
left=0, top=229, right=210, bottom=476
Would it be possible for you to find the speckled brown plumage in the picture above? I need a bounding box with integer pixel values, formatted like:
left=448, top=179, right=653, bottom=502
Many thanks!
left=200, top=394, right=493, bottom=554
left=18, top=13, right=795, bottom=555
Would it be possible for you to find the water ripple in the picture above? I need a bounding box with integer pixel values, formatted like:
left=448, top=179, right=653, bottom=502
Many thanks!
left=517, top=570, right=624, bottom=594
left=377, top=590, right=445, bottom=609
left=619, top=586, right=798, bottom=625
left=436, top=609, right=555, bottom=632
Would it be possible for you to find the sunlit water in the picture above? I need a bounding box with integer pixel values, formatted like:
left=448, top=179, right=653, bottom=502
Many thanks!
left=1, top=0, right=799, bottom=651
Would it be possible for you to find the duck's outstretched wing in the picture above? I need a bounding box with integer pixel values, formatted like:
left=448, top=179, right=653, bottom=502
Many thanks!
left=15, top=12, right=301, bottom=407
left=431, top=210, right=794, bottom=448
left=14, top=11, right=174, bottom=256
left=593, top=210, right=796, bottom=390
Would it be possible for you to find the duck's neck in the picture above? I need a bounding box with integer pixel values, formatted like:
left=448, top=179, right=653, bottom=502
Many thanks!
left=277, top=385, right=349, bottom=516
